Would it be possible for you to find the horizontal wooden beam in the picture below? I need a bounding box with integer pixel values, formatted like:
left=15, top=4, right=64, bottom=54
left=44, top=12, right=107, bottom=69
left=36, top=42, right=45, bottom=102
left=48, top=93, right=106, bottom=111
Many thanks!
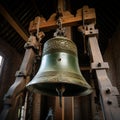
left=29, top=6, right=96, bottom=33
left=0, top=4, right=28, bottom=41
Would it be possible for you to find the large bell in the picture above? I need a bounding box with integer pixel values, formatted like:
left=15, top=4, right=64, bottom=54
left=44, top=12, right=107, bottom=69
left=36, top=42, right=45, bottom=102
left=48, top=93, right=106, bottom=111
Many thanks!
left=26, top=36, right=92, bottom=96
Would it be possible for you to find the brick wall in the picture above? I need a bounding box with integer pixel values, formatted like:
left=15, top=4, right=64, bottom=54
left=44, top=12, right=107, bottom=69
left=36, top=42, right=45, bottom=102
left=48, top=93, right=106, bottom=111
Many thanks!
left=0, top=38, right=23, bottom=112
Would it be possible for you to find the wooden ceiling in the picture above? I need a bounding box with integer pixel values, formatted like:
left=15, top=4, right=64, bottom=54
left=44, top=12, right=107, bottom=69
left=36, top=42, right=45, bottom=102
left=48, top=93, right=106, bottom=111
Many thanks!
left=0, top=0, right=120, bottom=54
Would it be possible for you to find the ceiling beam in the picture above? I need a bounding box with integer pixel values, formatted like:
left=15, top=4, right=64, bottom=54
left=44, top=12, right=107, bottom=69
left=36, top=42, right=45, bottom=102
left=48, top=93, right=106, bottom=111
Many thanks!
left=0, top=4, right=28, bottom=42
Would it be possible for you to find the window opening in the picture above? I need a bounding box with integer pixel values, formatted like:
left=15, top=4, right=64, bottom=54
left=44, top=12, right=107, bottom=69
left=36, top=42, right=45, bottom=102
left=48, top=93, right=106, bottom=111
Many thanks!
left=0, top=56, right=3, bottom=65
left=0, top=55, right=4, bottom=75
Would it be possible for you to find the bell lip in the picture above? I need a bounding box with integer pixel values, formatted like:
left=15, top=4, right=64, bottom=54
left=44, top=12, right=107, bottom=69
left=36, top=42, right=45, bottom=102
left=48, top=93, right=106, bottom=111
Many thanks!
left=26, top=86, right=93, bottom=97
left=26, top=81, right=92, bottom=88
left=26, top=72, right=92, bottom=96
left=26, top=79, right=92, bottom=89
left=26, top=81, right=93, bottom=96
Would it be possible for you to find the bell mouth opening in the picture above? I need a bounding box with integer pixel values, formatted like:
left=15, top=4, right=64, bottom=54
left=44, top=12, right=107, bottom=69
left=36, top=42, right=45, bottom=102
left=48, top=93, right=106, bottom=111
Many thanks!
left=26, top=82, right=92, bottom=96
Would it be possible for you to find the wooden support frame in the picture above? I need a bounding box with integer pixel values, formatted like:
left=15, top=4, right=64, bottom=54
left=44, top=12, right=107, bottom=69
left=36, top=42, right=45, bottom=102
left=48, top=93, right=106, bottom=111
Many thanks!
left=29, top=5, right=120, bottom=119
left=0, top=35, right=42, bottom=120
left=79, top=23, right=120, bottom=120
left=29, top=6, right=96, bottom=33
left=88, top=36, right=120, bottom=120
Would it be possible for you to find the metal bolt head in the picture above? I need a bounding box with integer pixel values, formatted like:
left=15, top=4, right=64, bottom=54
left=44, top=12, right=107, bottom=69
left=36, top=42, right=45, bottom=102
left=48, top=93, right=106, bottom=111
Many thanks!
left=97, top=62, right=101, bottom=67
left=106, top=88, right=111, bottom=94
left=107, top=100, right=112, bottom=105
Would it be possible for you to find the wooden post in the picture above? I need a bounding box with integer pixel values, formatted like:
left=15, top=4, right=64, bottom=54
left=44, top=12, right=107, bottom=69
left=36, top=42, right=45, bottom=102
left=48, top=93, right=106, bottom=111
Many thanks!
left=0, top=36, right=42, bottom=120
left=88, top=36, right=120, bottom=120
left=55, top=97, right=63, bottom=120
left=32, top=94, right=41, bottom=120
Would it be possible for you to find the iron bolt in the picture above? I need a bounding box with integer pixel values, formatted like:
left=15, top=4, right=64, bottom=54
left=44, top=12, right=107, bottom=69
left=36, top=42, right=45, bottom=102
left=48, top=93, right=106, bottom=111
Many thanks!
left=97, top=62, right=101, bottom=67
left=107, top=100, right=112, bottom=105
left=106, top=88, right=111, bottom=94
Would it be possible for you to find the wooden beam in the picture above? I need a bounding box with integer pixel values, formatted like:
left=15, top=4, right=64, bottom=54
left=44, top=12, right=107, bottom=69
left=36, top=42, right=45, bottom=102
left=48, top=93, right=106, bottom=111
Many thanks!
left=0, top=4, right=28, bottom=41
left=89, top=36, right=120, bottom=120
left=29, top=6, right=96, bottom=33
left=55, top=97, right=63, bottom=120
left=0, top=36, right=38, bottom=120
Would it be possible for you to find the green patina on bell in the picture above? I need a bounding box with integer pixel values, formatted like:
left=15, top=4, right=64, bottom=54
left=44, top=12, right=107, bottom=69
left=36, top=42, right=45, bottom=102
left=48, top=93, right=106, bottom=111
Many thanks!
left=26, top=36, right=92, bottom=96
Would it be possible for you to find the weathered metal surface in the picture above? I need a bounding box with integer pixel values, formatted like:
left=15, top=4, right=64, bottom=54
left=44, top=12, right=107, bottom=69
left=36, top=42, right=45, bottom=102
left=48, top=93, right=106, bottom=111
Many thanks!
left=26, top=36, right=92, bottom=96
left=42, top=36, right=77, bottom=55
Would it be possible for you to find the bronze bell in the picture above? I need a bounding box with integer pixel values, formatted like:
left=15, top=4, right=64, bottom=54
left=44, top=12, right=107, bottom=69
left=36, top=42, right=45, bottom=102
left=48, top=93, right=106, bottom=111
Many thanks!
left=26, top=36, right=92, bottom=96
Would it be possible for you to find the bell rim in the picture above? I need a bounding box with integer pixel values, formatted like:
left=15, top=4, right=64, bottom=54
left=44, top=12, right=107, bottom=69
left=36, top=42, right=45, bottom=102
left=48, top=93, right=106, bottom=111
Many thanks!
left=26, top=82, right=93, bottom=96
left=26, top=71, right=93, bottom=96
left=26, top=71, right=92, bottom=87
